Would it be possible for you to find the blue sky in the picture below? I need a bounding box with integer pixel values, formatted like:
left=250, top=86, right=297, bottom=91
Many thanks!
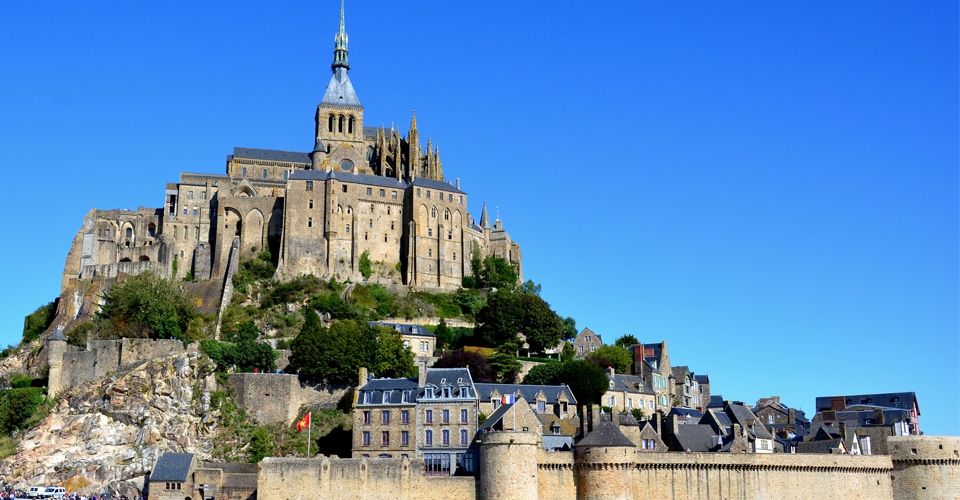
left=1, top=1, right=956, bottom=435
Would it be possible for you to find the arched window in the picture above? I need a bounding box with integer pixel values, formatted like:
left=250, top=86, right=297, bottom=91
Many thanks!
left=346, top=206, right=353, bottom=214
left=428, top=228, right=433, bottom=237
left=348, top=116, right=355, bottom=134
left=328, top=114, right=335, bottom=132
left=431, top=207, right=437, bottom=218
left=147, top=223, right=156, bottom=238
left=346, top=224, right=351, bottom=233
left=262, top=169, right=268, bottom=179
left=338, top=115, right=344, bottom=133
left=453, top=252, right=456, bottom=261
left=126, top=228, right=133, bottom=238
left=242, top=167, right=247, bottom=177
left=444, top=210, right=450, bottom=221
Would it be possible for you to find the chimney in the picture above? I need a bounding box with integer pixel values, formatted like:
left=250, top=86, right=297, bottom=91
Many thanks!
left=417, top=360, right=427, bottom=387
left=788, top=408, right=796, bottom=424
left=358, top=367, right=368, bottom=387
left=607, top=366, right=615, bottom=378
left=652, top=412, right=662, bottom=434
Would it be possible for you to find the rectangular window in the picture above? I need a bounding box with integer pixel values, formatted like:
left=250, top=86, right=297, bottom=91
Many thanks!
left=401, top=431, right=409, bottom=446
left=379, top=189, right=385, bottom=197
left=460, top=409, right=468, bottom=423
left=438, top=193, right=443, bottom=201
left=537, top=401, right=546, bottom=413
left=460, top=429, right=468, bottom=445
left=183, top=209, right=188, bottom=215
left=609, top=396, right=616, bottom=406
left=382, top=431, right=389, bottom=447
left=442, top=409, right=450, bottom=424
left=392, top=190, right=398, bottom=199
left=459, top=195, right=463, bottom=204
left=363, top=411, right=370, bottom=425
left=369, top=219, right=373, bottom=228
left=201, top=191, right=207, bottom=200
left=417, top=188, right=421, bottom=197
left=193, top=209, right=198, bottom=216
left=306, top=181, right=313, bottom=191
left=425, top=429, right=433, bottom=445
left=401, top=410, right=410, bottom=424
left=307, top=217, right=313, bottom=228
left=362, top=431, right=370, bottom=447
left=366, top=187, right=373, bottom=195
left=188, top=190, right=194, bottom=199
left=309, top=199, right=314, bottom=209
left=424, top=453, right=449, bottom=476
left=442, top=429, right=450, bottom=445
left=342, top=185, right=348, bottom=192
left=425, top=409, right=433, bottom=424
left=426, top=190, right=431, bottom=198
left=382, top=411, right=390, bottom=425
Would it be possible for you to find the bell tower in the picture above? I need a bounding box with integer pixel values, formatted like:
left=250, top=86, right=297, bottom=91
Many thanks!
left=313, top=0, right=366, bottom=173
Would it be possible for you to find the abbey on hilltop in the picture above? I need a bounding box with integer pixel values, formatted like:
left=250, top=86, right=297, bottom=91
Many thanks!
left=60, top=0, right=521, bottom=301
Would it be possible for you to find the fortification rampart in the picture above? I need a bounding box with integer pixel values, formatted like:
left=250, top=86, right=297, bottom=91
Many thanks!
left=257, top=456, right=476, bottom=500
left=54, top=338, right=194, bottom=396
left=888, top=435, right=960, bottom=500
left=227, top=373, right=302, bottom=425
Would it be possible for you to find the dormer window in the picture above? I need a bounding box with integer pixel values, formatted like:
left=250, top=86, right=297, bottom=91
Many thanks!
left=425, top=387, right=435, bottom=398
left=362, top=392, right=371, bottom=404
left=383, top=391, right=392, bottom=404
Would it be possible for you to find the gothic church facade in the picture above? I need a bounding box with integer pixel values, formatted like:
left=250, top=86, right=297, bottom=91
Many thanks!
left=62, top=2, right=521, bottom=297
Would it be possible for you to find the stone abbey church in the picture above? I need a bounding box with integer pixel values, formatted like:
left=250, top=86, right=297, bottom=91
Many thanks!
left=62, top=3, right=521, bottom=296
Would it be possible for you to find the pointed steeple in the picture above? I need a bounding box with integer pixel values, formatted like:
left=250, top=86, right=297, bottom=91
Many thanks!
left=480, top=202, right=490, bottom=229
left=332, top=0, right=350, bottom=71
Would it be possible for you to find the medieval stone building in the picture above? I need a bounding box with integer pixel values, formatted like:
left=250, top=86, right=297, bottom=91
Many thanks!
left=60, top=0, right=521, bottom=305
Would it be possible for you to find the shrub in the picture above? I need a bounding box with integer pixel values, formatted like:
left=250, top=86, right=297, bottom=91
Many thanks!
left=22, top=301, right=56, bottom=344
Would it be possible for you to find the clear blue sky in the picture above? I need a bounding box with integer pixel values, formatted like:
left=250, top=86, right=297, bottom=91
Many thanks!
left=1, top=2, right=956, bottom=435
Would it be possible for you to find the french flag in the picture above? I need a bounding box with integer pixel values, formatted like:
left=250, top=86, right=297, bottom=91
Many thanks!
left=501, top=394, right=515, bottom=405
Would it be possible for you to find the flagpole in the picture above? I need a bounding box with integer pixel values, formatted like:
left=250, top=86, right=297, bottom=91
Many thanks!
left=307, top=412, right=312, bottom=457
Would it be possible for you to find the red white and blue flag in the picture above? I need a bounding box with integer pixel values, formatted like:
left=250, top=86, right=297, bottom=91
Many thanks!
left=501, top=394, right=515, bottom=405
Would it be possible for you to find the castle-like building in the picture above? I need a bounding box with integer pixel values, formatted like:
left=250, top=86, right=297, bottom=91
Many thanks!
left=60, top=0, right=520, bottom=302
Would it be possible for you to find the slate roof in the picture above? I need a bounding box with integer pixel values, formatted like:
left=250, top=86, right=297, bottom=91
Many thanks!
left=609, top=374, right=655, bottom=395
left=695, top=374, right=710, bottom=385
left=479, top=403, right=514, bottom=431
left=815, top=392, right=918, bottom=414
left=474, top=383, right=576, bottom=405
left=542, top=435, right=574, bottom=451
left=797, top=438, right=845, bottom=454
left=356, top=377, right=418, bottom=406
left=369, top=322, right=435, bottom=337
left=289, top=169, right=464, bottom=194
left=669, top=408, right=704, bottom=419
left=577, top=419, right=635, bottom=448
left=419, top=368, right=476, bottom=400
left=725, top=403, right=773, bottom=440
left=672, top=424, right=722, bottom=453
left=151, top=453, right=194, bottom=482
left=231, top=147, right=312, bottom=164
left=321, top=67, right=361, bottom=107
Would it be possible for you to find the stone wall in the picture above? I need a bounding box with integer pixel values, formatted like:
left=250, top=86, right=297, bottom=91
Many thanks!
left=56, top=339, right=194, bottom=395
left=888, top=435, right=960, bottom=500
left=257, top=456, right=477, bottom=500
left=227, top=373, right=301, bottom=425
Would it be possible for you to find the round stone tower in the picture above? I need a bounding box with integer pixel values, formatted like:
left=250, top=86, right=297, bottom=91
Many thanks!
left=888, top=435, right=960, bottom=500
left=45, top=327, right=67, bottom=398
left=478, top=431, right=539, bottom=500
left=575, top=417, right=636, bottom=500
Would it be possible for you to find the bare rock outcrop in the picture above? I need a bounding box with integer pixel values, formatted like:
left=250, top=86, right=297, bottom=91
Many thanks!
left=0, top=352, right=219, bottom=496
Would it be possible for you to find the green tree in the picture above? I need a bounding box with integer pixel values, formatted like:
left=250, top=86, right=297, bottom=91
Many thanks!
left=521, top=280, right=541, bottom=296
left=475, top=291, right=564, bottom=354
left=358, top=250, right=373, bottom=280
left=587, top=345, right=632, bottom=374
left=558, top=359, right=609, bottom=406
left=432, top=350, right=494, bottom=383
left=476, top=257, right=519, bottom=289
left=488, top=352, right=522, bottom=384
left=98, top=271, right=196, bottom=340
left=560, top=341, right=575, bottom=362
left=615, top=334, right=639, bottom=350
left=522, top=362, right=563, bottom=385
left=561, top=317, right=578, bottom=340
left=22, top=301, right=57, bottom=344
left=287, top=309, right=326, bottom=381
left=367, top=324, right=416, bottom=379
left=434, top=318, right=452, bottom=350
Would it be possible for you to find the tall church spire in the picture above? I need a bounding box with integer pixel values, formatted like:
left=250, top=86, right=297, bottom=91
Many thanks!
left=332, top=0, right=350, bottom=71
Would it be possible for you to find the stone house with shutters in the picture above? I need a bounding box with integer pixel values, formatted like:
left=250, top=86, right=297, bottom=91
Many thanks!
left=572, top=328, right=602, bottom=358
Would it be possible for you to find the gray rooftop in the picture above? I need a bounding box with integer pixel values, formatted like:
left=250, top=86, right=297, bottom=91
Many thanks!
left=151, top=453, right=194, bottom=482
left=232, top=147, right=311, bottom=164
left=609, top=374, right=655, bottom=395
left=577, top=418, right=635, bottom=448
left=370, top=322, right=435, bottom=337
left=289, top=169, right=464, bottom=194
left=321, top=67, right=361, bottom=107
left=474, top=383, right=576, bottom=405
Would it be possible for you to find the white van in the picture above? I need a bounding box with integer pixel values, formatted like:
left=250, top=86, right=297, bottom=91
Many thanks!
left=27, top=487, right=44, bottom=498
left=40, top=488, right=64, bottom=498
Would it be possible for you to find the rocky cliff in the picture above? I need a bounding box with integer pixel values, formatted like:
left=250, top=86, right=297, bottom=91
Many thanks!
left=0, top=352, right=219, bottom=497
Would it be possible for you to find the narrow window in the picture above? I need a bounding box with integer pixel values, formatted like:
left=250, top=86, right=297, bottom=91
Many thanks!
left=460, top=409, right=468, bottom=423
left=307, top=217, right=313, bottom=228
left=401, top=431, right=409, bottom=446
left=392, top=191, right=397, bottom=199
left=442, top=409, right=450, bottom=424
left=343, top=185, right=348, bottom=193
left=417, top=188, right=421, bottom=197
left=431, top=207, right=437, bottom=218
left=425, top=409, right=433, bottom=423
left=453, top=252, right=456, bottom=261
left=367, top=187, right=373, bottom=195
left=425, top=430, right=433, bottom=446
left=328, top=114, right=335, bottom=132
left=428, top=228, right=433, bottom=237
left=242, top=167, right=247, bottom=176
left=369, top=219, right=373, bottom=228
left=364, top=232, right=368, bottom=240
left=363, top=411, right=370, bottom=425
left=309, top=199, right=314, bottom=209
left=362, top=431, right=370, bottom=447
left=460, top=429, right=468, bottom=445
left=382, top=431, right=389, bottom=447
left=379, top=189, right=385, bottom=197
left=391, top=222, right=395, bottom=230
left=338, top=115, right=344, bottom=133
left=346, top=224, right=351, bottom=233
left=188, top=190, right=194, bottom=200
left=384, top=234, right=388, bottom=242
left=426, top=190, right=431, bottom=199
left=428, top=249, right=432, bottom=257
left=442, top=429, right=450, bottom=445
left=262, top=169, right=268, bottom=179
left=349, top=116, right=355, bottom=134
left=382, top=411, right=390, bottom=425
left=401, top=410, right=410, bottom=424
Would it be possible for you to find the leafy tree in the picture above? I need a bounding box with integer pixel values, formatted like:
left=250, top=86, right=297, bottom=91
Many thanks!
left=434, top=318, right=452, bottom=350
left=615, top=334, right=639, bottom=350
left=488, top=353, right=522, bottom=384
left=522, top=362, right=563, bottom=385
left=558, top=359, right=609, bottom=406
left=452, top=288, right=484, bottom=318
left=432, top=350, right=494, bottom=383
left=310, top=291, right=357, bottom=320
left=22, top=301, right=57, bottom=344
left=587, top=345, right=632, bottom=374
left=98, top=271, right=196, bottom=340
left=561, top=317, right=578, bottom=340
left=475, top=291, right=564, bottom=353
left=358, top=250, right=373, bottom=280
left=521, top=280, right=541, bottom=296
left=630, top=408, right=646, bottom=422
left=476, top=257, right=519, bottom=289
left=288, top=315, right=414, bottom=384
left=249, top=426, right=272, bottom=463
left=560, top=341, right=575, bottom=362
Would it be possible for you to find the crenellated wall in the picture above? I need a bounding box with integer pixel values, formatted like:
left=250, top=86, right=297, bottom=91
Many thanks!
left=227, top=373, right=301, bottom=425
left=253, top=436, right=960, bottom=500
